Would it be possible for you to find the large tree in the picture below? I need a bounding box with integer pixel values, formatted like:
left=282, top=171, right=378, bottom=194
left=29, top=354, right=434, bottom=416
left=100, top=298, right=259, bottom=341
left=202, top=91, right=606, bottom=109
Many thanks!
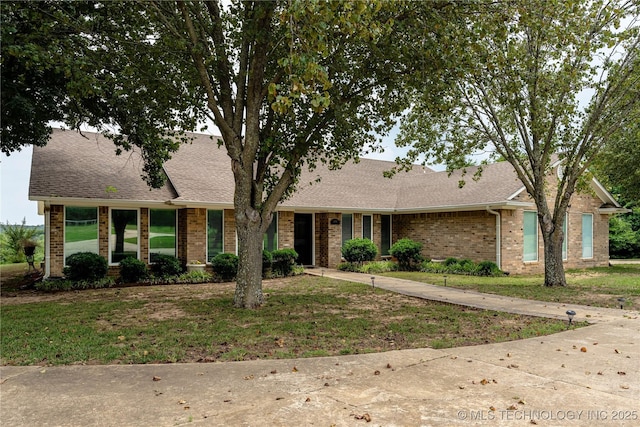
left=396, top=0, right=640, bottom=286
left=2, top=1, right=463, bottom=307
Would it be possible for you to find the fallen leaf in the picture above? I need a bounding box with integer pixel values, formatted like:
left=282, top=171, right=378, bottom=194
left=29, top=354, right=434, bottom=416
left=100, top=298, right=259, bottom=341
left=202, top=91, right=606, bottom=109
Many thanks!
left=386, top=363, right=392, bottom=369
left=492, top=379, right=498, bottom=384
left=243, top=375, right=254, bottom=380
left=508, top=364, right=519, bottom=369
left=223, top=399, right=231, bottom=403
left=597, top=371, right=603, bottom=375
left=458, top=385, right=465, bottom=389
left=489, top=406, right=496, bottom=411
left=117, top=335, right=125, bottom=341
left=305, top=397, right=311, bottom=402
left=292, top=366, right=298, bottom=372
left=178, top=400, right=187, bottom=405
left=275, top=397, right=284, bottom=400
left=621, top=385, right=629, bottom=389
left=507, top=353, right=512, bottom=357
left=580, top=347, right=587, bottom=352
left=618, top=371, right=626, bottom=375
left=480, top=379, right=488, bottom=385
left=593, top=342, right=598, bottom=345
left=518, top=399, right=526, bottom=405
left=270, top=370, right=277, bottom=374
left=374, top=370, right=380, bottom=375
left=615, top=349, right=620, bottom=354
left=531, top=420, right=538, bottom=425
left=152, top=376, right=161, bottom=381
left=324, top=383, right=330, bottom=387
left=507, top=405, right=518, bottom=410
left=183, top=406, right=190, bottom=410
left=354, top=413, right=372, bottom=422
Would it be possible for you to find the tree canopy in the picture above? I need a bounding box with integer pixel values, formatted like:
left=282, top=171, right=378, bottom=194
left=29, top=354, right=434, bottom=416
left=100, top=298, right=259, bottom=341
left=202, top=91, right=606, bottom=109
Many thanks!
left=397, top=0, right=640, bottom=286
left=1, top=0, right=466, bottom=307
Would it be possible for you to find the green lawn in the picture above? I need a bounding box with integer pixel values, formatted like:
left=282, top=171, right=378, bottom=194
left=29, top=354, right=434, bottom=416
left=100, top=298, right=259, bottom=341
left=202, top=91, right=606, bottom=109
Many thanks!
left=381, top=264, right=640, bottom=310
left=0, top=276, right=572, bottom=366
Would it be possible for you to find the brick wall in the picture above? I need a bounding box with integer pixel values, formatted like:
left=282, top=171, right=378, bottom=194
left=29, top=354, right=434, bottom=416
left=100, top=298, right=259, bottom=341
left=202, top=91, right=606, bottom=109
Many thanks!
left=140, top=208, right=149, bottom=264
left=223, top=209, right=236, bottom=253
left=394, top=211, right=497, bottom=263
left=315, top=213, right=328, bottom=267
left=48, top=205, right=65, bottom=277
left=278, top=211, right=294, bottom=250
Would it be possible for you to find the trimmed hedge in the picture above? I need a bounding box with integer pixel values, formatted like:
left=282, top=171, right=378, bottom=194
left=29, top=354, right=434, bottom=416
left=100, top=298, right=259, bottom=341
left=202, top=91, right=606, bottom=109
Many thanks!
left=211, top=253, right=239, bottom=281
left=150, top=254, right=183, bottom=277
left=342, top=238, right=378, bottom=264
left=119, top=257, right=148, bottom=283
left=389, top=238, right=424, bottom=271
left=272, top=248, right=298, bottom=277
left=63, top=252, right=108, bottom=282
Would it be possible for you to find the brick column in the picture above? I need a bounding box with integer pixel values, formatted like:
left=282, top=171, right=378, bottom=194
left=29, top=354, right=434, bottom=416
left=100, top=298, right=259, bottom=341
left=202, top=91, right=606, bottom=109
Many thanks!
left=49, top=205, right=65, bottom=277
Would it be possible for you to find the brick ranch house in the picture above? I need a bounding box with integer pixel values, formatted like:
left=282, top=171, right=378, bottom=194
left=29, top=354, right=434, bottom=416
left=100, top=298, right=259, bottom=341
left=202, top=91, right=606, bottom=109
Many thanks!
left=29, top=129, right=626, bottom=278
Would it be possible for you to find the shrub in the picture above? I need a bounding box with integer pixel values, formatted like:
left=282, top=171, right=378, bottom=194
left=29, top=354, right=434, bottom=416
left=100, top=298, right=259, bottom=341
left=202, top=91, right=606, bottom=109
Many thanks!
left=361, top=261, right=397, bottom=274
left=119, top=257, right=148, bottom=283
left=420, top=261, right=447, bottom=273
left=342, top=238, right=377, bottom=264
left=443, top=257, right=459, bottom=266
left=337, top=262, right=360, bottom=272
left=476, top=261, right=502, bottom=276
left=389, top=238, right=424, bottom=271
left=150, top=254, right=183, bottom=277
left=63, top=252, right=108, bottom=282
left=175, top=270, right=214, bottom=284
left=272, top=248, right=298, bottom=277
left=262, top=250, right=273, bottom=277
left=211, top=253, right=239, bottom=281
left=36, top=277, right=115, bottom=292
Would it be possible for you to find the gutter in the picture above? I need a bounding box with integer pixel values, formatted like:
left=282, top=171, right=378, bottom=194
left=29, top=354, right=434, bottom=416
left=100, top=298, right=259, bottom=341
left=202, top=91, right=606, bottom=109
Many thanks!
left=486, top=207, right=501, bottom=269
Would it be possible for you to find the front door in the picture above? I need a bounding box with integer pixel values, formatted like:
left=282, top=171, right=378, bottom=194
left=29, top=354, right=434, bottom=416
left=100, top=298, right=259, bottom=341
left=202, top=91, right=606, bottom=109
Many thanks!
left=294, top=213, right=314, bottom=266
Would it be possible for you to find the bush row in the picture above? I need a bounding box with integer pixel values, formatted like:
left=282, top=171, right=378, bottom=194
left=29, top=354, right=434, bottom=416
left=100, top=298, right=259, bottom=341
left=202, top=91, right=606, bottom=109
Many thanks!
left=39, top=249, right=302, bottom=292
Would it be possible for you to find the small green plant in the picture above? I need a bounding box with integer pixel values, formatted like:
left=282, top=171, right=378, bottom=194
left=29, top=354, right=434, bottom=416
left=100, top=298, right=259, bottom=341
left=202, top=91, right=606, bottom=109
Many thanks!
left=35, top=277, right=115, bottom=292
left=443, top=257, right=459, bottom=266
left=361, top=261, right=398, bottom=274
left=337, top=262, right=360, bottom=272
left=476, top=261, right=502, bottom=276
left=150, top=254, right=183, bottom=277
left=119, top=257, right=148, bottom=283
left=342, top=238, right=378, bottom=264
left=63, top=252, right=109, bottom=282
left=175, top=270, right=214, bottom=284
left=211, top=253, right=239, bottom=281
left=389, top=238, right=424, bottom=271
left=271, top=248, right=298, bottom=277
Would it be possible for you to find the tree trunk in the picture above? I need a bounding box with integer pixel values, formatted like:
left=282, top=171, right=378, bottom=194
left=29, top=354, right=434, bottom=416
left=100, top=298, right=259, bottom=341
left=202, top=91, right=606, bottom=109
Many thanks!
left=233, top=215, right=265, bottom=308
left=541, top=220, right=567, bottom=287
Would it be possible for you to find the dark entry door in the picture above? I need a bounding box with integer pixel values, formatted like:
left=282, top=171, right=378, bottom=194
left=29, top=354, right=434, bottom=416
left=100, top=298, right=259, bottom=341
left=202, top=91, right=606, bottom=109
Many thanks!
left=294, top=213, right=313, bottom=266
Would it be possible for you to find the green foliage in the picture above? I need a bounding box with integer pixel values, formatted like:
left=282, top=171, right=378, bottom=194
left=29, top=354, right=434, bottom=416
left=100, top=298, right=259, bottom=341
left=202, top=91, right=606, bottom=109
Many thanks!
left=420, top=259, right=503, bottom=277
left=360, top=261, right=398, bottom=274
left=271, top=249, right=299, bottom=277
left=609, top=214, right=640, bottom=259
left=389, top=238, right=424, bottom=271
left=119, top=257, right=148, bottom=283
left=0, top=218, right=40, bottom=263
left=175, top=270, right=214, bottom=284
left=149, top=254, right=183, bottom=277
left=35, top=277, right=114, bottom=292
left=262, top=250, right=273, bottom=276
left=211, top=253, right=239, bottom=282
left=63, top=252, right=108, bottom=282
left=337, top=262, right=360, bottom=272
left=342, top=238, right=378, bottom=264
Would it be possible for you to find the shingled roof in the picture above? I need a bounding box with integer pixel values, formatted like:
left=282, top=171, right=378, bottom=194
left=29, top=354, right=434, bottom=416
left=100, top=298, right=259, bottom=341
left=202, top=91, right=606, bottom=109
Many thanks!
left=30, top=129, right=530, bottom=211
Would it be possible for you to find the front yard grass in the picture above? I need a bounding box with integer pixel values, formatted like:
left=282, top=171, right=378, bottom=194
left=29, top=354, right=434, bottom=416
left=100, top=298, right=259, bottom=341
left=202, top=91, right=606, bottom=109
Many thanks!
left=381, top=264, right=640, bottom=310
left=1, top=275, right=573, bottom=366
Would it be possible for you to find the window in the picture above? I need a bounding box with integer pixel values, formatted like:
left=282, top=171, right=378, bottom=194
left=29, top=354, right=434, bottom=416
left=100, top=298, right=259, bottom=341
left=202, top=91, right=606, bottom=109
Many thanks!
left=110, top=209, right=138, bottom=264
left=149, top=209, right=177, bottom=262
left=362, top=215, right=372, bottom=240
left=562, top=214, right=568, bottom=261
left=65, top=206, right=98, bottom=264
left=582, top=213, right=593, bottom=258
left=381, top=214, right=392, bottom=256
left=264, top=212, right=278, bottom=252
left=207, top=210, right=224, bottom=262
left=523, top=211, right=538, bottom=262
left=341, top=213, right=353, bottom=247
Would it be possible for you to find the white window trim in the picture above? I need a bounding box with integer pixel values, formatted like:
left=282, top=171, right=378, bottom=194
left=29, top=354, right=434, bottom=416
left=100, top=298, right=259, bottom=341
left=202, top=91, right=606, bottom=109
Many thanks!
left=582, top=213, right=594, bottom=259
left=523, top=210, right=538, bottom=262
left=206, top=209, right=225, bottom=263
left=148, top=209, right=178, bottom=262
left=108, top=207, right=140, bottom=266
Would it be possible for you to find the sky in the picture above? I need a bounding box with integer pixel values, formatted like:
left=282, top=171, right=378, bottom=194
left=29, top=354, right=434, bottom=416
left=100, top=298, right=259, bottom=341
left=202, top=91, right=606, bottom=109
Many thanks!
left=0, top=128, right=416, bottom=226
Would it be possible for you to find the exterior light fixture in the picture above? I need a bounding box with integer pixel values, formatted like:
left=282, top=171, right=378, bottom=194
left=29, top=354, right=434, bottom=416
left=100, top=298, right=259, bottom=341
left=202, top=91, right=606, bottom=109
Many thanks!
left=566, top=310, right=576, bottom=328
left=617, top=297, right=626, bottom=309
left=443, top=275, right=447, bottom=287
left=321, top=269, right=325, bottom=277
left=371, top=276, right=375, bottom=289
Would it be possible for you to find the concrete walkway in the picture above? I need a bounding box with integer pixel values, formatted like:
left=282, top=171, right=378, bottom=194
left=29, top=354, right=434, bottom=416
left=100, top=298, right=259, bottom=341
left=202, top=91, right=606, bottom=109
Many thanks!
left=1, top=271, right=638, bottom=426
